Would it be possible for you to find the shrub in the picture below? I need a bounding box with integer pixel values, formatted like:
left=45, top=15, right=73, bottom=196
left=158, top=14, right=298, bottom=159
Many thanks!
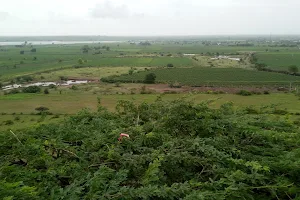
left=49, top=84, right=56, bottom=89
left=169, top=82, right=182, bottom=88
left=4, top=120, right=14, bottom=125
left=167, top=63, right=174, bottom=68
left=144, top=73, right=156, bottom=84
left=263, top=90, right=270, bottom=95
left=44, top=88, right=49, bottom=94
left=78, top=58, right=84, bottom=64
left=35, top=106, right=49, bottom=112
left=244, top=106, right=259, bottom=114
left=59, top=76, right=68, bottom=81
left=236, top=90, right=252, bottom=96
left=71, top=85, right=79, bottom=90
left=22, top=86, right=41, bottom=93
left=273, top=109, right=289, bottom=115
left=6, top=89, right=20, bottom=95
left=14, top=116, right=21, bottom=121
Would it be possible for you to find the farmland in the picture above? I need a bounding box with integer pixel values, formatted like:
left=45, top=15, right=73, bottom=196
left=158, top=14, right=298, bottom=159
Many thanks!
left=110, top=67, right=300, bottom=86
left=1, top=36, right=300, bottom=199
left=256, top=51, right=300, bottom=70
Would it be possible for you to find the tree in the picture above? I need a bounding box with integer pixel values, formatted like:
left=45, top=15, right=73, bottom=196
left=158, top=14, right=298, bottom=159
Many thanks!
left=106, top=46, right=110, bottom=51
left=22, top=86, right=41, bottom=93
left=82, top=45, right=89, bottom=53
left=0, top=82, right=2, bottom=89
left=44, top=88, right=49, bottom=94
left=144, top=73, right=156, bottom=84
left=20, top=51, right=24, bottom=55
left=288, top=65, right=299, bottom=74
left=31, top=48, right=37, bottom=53
left=129, top=68, right=134, bottom=75
left=255, top=63, right=267, bottom=71
left=59, top=76, right=68, bottom=81
left=78, top=58, right=84, bottom=65
left=167, top=63, right=174, bottom=68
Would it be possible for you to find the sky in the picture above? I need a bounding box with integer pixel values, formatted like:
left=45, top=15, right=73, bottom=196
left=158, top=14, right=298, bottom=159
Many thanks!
left=0, top=0, right=299, bottom=36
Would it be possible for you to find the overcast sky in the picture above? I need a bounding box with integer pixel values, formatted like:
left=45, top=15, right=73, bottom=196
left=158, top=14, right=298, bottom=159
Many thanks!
left=0, top=0, right=299, bottom=36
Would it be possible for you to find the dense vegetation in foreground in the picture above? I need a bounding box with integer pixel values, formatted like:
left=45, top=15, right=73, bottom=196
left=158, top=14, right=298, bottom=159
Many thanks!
left=1, top=99, right=300, bottom=199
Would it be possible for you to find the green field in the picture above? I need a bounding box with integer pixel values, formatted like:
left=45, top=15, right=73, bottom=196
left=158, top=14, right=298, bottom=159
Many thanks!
left=0, top=44, right=196, bottom=80
left=1, top=90, right=299, bottom=117
left=112, top=67, right=300, bottom=86
left=256, top=51, right=300, bottom=70
left=1, top=42, right=299, bottom=82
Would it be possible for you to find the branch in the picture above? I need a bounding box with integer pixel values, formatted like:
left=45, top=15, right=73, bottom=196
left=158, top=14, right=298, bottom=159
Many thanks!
left=10, top=130, right=24, bottom=146
left=248, top=183, right=294, bottom=189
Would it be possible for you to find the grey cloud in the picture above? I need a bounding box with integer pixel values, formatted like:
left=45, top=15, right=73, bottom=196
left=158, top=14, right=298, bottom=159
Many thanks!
left=89, top=1, right=144, bottom=19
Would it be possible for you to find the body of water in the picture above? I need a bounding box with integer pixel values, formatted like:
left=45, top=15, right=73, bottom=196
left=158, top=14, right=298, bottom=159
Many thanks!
left=0, top=41, right=123, bottom=46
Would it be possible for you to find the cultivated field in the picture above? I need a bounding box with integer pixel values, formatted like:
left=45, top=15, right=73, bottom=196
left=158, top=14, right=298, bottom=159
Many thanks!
left=111, top=67, right=300, bottom=86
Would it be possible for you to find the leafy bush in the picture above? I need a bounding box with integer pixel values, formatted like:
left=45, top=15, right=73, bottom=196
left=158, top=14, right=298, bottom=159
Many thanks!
left=59, top=76, right=68, bottom=81
left=70, top=85, right=78, bottom=90
left=144, top=73, right=156, bottom=84
left=49, top=84, right=56, bottom=89
left=3, top=120, right=14, bottom=125
left=14, top=116, right=21, bottom=121
left=0, top=99, right=300, bottom=199
left=167, top=63, right=174, bottom=68
left=44, top=88, right=49, bottom=94
left=22, top=86, right=41, bottom=93
left=6, top=89, right=20, bottom=95
left=237, top=90, right=252, bottom=96
left=35, top=106, right=49, bottom=112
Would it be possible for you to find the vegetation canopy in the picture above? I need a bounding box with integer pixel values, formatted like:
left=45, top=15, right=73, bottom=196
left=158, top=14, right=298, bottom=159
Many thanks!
left=0, top=99, right=299, bottom=199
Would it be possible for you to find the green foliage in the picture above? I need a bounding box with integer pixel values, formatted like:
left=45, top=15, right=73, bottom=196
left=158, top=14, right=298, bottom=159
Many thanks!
left=22, top=86, right=41, bottom=93
left=0, top=99, right=300, bottom=199
left=59, top=76, right=68, bottom=81
left=71, top=85, right=79, bottom=90
left=288, top=65, right=299, bottom=74
left=44, top=88, right=49, bottom=94
left=167, top=63, right=174, bottom=68
left=144, top=73, right=156, bottom=84
left=35, top=106, right=49, bottom=112
left=237, top=90, right=252, bottom=96
left=5, top=89, right=20, bottom=95
left=78, top=58, right=84, bottom=65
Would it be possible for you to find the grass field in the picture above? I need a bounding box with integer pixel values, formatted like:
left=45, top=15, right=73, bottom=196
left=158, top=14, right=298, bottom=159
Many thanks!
left=0, top=114, right=62, bottom=131
left=1, top=91, right=300, bottom=131
left=112, top=67, right=300, bottom=86
left=1, top=91, right=299, bottom=114
left=34, top=67, right=148, bottom=81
